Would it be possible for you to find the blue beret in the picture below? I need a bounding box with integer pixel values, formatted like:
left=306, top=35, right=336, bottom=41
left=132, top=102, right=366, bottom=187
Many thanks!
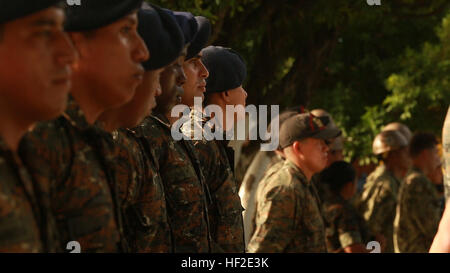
left=65, top=0, right=143, bottom=32
left=201, top=46, right=247, bottom=94
left=0, top=0, right=63, bottom=24
left=138, top=5, right=184, bottom=70
left=186, top=16, right=211, bottom=60
left=172, top=11, right=198, bottom=45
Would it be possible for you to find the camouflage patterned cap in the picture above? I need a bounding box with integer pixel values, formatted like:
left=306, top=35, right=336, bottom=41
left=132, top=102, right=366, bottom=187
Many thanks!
left=372, top=129, right=408, bottom=155
left=279, top=113, right=342, bottom=149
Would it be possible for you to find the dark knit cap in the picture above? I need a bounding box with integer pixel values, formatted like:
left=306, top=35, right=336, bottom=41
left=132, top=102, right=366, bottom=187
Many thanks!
left=65, top=0, right=143, bottom=32
left=172, top=11, right=198, bottom=45
left=201, top=45, right=247, bottom=94
left=186, top=16, right=211, bottom=60
left=138, top=4, right=184, bottom=70
left=0, top=0, right=63, bottom=24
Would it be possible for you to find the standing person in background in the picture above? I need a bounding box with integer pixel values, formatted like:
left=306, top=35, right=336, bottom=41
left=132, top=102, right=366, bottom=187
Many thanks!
left=239, top=108, right=302, bottom=248
left=248, top=113, right=340, bottom=253
left=0, top=0, right=75, bottom=252
left=320, top=161, right=376, bottom=253
left=357, top=130, right=411, bottom=253
left=394, top=132, right=443, bottom=253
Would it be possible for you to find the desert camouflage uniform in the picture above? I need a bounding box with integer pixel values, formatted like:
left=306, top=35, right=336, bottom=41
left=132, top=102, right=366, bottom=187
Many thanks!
left=394, top=167, right=442, bottom=253
left=19, top=99, right=123, bottom=252
left=443, top=106, right=450, bottom=200
left=240, top=153, right=284, bottom=247
left=357, top=165, right=400, bottom=253
left=0, top=137, right=44, bottom=252
left=97, top=128, right=172, bottom=252
left=182, top=109, right=245, bottom=253
left=138, top=113, right=211, bottom=252
left=247, top=160, right=327, bottom=253
left=323, top=193, right=372, bottom=252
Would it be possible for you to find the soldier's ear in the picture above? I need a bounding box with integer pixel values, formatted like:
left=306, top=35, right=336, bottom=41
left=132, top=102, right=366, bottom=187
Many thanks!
left=292, top=141, right=302, bottom=155
left=221, top=91, right=231, bottom=103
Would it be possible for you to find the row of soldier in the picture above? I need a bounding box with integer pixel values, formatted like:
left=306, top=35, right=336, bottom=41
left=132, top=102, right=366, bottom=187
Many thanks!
left=240, top=107, right=449, bottom=253
left=0, top=0, right=249, bottom=252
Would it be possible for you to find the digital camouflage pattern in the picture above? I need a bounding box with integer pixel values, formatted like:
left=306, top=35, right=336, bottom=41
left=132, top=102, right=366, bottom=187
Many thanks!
left=247, top=160, right=327, bottom=253
left=394, top=167, right=442, bottom=253
left=137, top=113, right=211, bottom=253
left=323, top=193, right=372, bottom=253
left=240, top=152, right=284, bottom=247
left=357, top=165, right=401, bottom=253
left=182, top=109, right=245, bottom=253
left=19, top=99, right=122, bottom=252
left=0, top=137, right=43, bottom=252
left=98, top=128, right=172, bottom=252
left=443, top=106, right=450, bottom=200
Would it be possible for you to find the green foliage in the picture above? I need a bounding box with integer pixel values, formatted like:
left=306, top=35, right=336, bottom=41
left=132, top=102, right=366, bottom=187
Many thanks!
left=145, top=0, right=450, bottom=163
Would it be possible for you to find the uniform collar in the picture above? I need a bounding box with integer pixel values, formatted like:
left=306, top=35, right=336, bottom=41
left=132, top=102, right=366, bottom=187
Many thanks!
left=285, top=159, right=310, bottom=185
left=63, top=96, right=109, bottom=132
left=151, top=112, right=171, bottom=128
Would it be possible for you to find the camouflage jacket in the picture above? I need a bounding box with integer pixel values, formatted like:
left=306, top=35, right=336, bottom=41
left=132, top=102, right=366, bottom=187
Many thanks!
left=97, top=128, right=172, bottom=252
left=19, top=99, right=123, bottom=252
left=323, top=193, right=372, bottom=253
left=357, top=165, right=400, bottom=253
left=240, top=153, right=284, bottom=248
left=137, top=113, right=211, bottom=253
left=443, top=106, right=450, bottom=200
left=0, top=137, right=44, bottom=252
left=394, top=167, right=442, bottom=253
left=248, top=160, right=327, bottom=253
left=181, top=109, right=245, bottom=253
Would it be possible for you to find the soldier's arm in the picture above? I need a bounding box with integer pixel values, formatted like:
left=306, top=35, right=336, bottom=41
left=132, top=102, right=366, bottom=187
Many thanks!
left=406, top=177, right=442, bottom=247
left=365, top=184, right=396, bottom=235
left=247, top=183, right=296, bottom=253
left=336, top=205, right=368, bottom=253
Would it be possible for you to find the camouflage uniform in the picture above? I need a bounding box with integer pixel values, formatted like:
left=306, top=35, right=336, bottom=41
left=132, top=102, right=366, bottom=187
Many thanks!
left=0, top=137, right=44, bottom=252
left=323, top=193, right=372, bottom=252
left=357, top=165, right=400, bottom=253
left=182, top=109, right=245, bottom=253
left=19, top=99, right=123, bottom=252
left=239, top=152, right=284, bottom=247
left=137, top=113, right=211, bottom=253
left=394, top=167, right=442, bottom=253
left=247, top=159, right=327, bottom=253
left=102, top=128, right=172, bottom=252
left=443, top=106, right=450, bottom=200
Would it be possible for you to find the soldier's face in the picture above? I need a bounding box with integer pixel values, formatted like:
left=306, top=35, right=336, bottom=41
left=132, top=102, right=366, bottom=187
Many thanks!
left=300, top=138, right=329, bottom=174
left=70, top=12, right=149, bottom=111
left=181, top=54, right=209, bottom=106
left=0, top=7, right=75, bottom=121
left=156, top=53, right=186, bottom=115
left=327, top=149, right=344, bottom=167
left=111, top=68, right=163, bottom=129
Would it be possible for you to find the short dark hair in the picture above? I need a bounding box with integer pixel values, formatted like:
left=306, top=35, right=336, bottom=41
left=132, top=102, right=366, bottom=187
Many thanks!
left=319, top=161, right=356, bottom=193
left=409, top=132, right=438, bottom=157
